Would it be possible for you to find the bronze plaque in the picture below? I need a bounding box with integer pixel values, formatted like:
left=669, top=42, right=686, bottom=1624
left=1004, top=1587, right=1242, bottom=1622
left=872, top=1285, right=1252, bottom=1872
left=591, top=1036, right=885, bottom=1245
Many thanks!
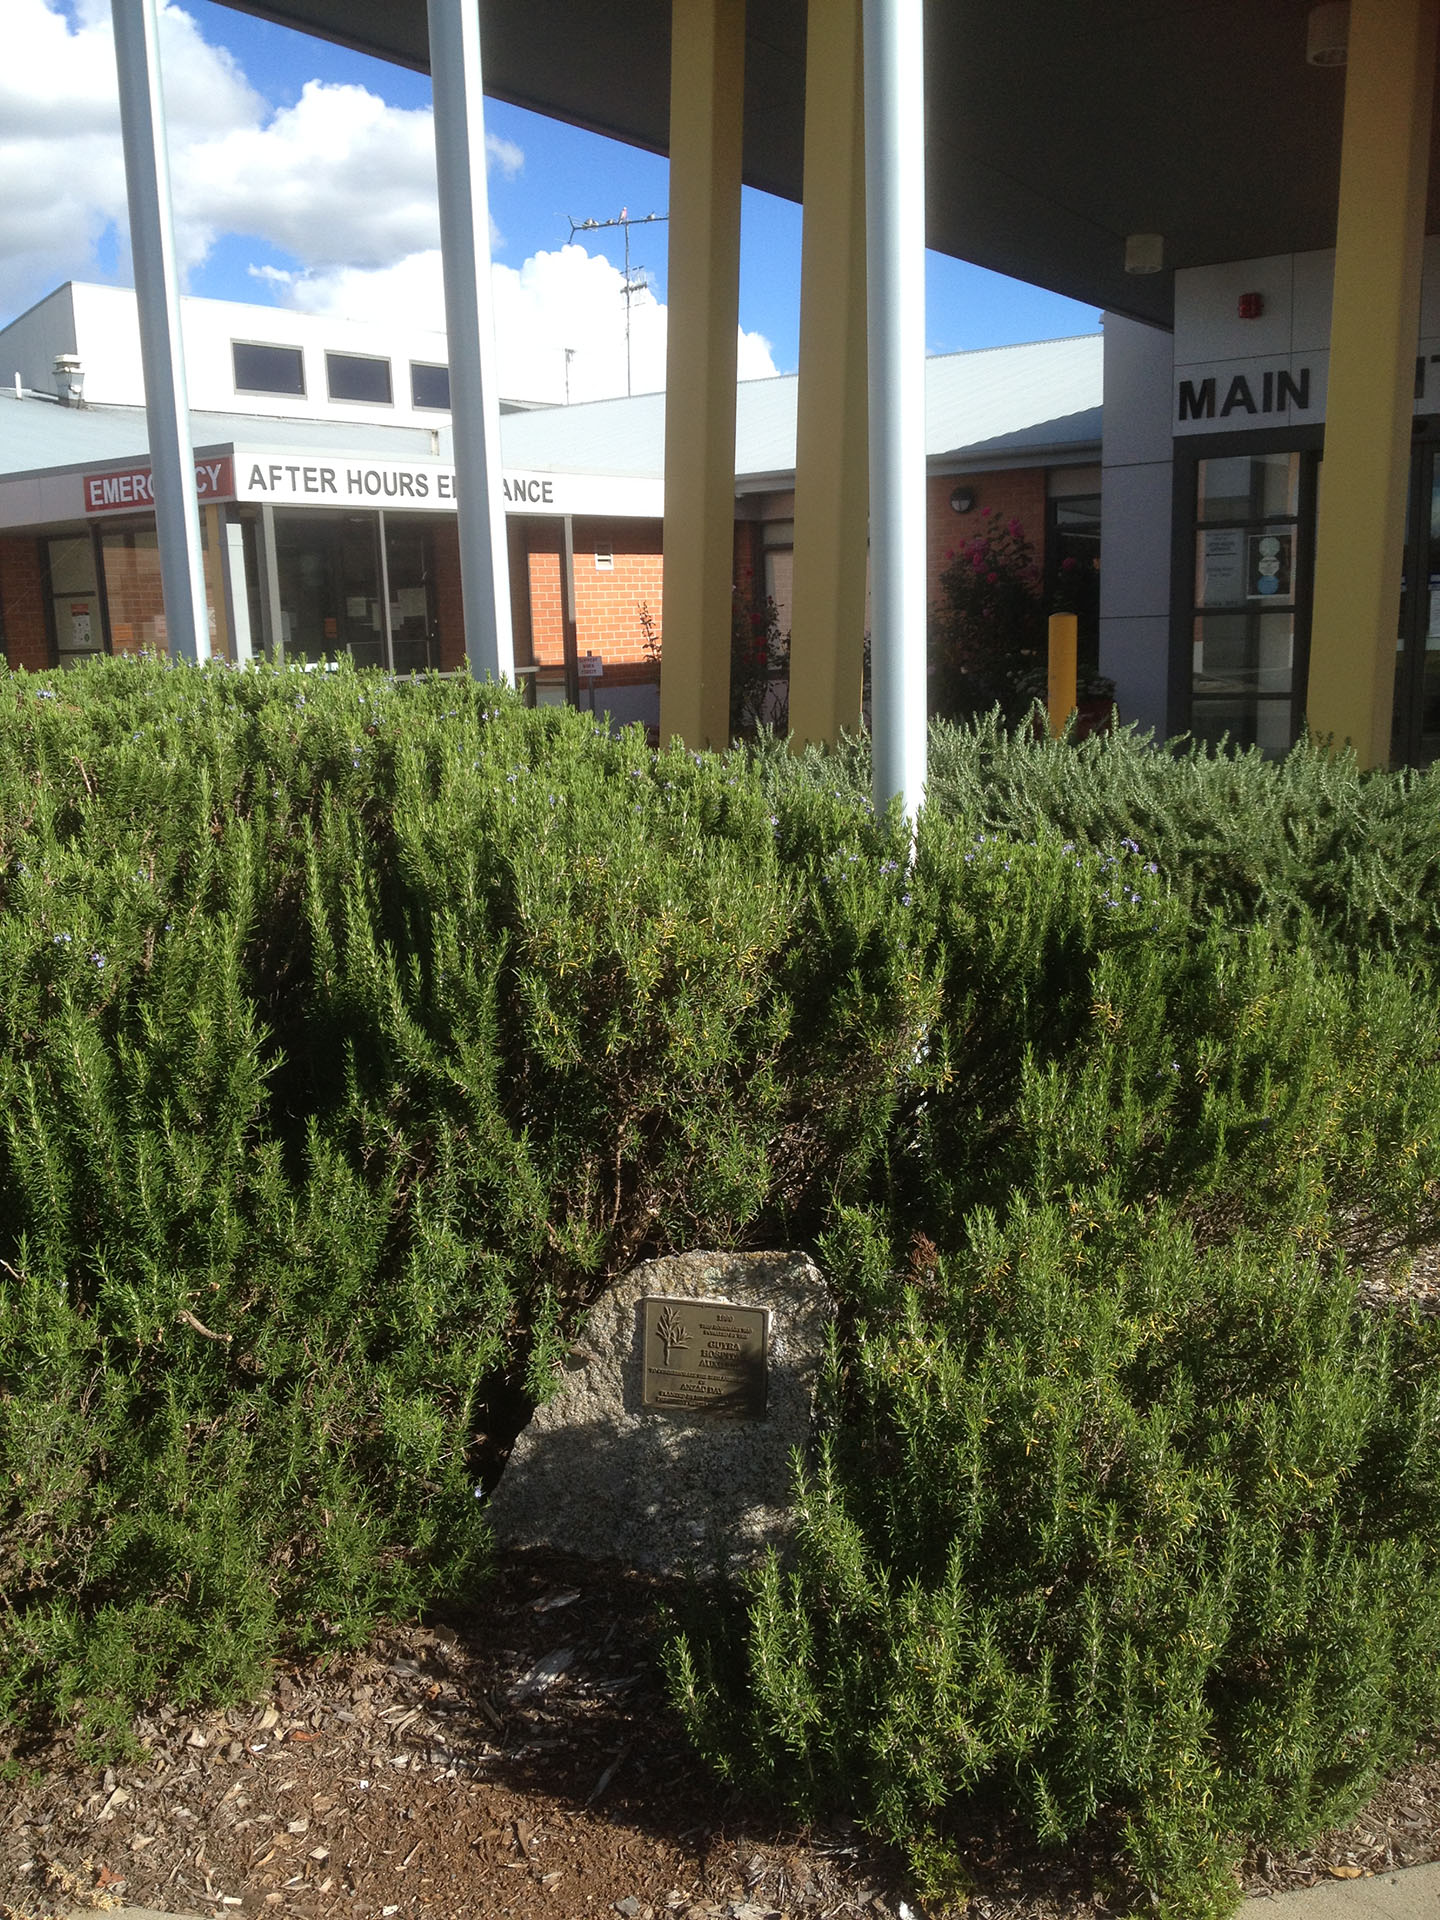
left=640, top=1296, right=769, bottom=1419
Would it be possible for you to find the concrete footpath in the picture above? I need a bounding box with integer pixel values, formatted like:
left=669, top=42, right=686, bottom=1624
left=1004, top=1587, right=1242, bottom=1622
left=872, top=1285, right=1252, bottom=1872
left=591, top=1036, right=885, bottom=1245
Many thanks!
left=63, top=1862, right=1440, bottom=1920
left=1251, top=1865, right=1440, bottom=1920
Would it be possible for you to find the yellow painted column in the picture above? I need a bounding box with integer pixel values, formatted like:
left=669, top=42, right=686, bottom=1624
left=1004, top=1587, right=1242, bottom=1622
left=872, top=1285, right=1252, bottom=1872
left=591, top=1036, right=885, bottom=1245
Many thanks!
left=1306, top=0, right=1437, bottom=767
left=788, top=0, right=868, bottom=747
left=659, top=0, right=746, bottom=751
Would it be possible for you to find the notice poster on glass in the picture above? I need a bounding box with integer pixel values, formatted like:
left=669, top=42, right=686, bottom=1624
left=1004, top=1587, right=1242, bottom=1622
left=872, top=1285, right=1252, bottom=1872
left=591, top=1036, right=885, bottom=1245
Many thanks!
left=1199, top=529, right=1245, bottom=607
left=1247, top=530, right=1293, bottom=601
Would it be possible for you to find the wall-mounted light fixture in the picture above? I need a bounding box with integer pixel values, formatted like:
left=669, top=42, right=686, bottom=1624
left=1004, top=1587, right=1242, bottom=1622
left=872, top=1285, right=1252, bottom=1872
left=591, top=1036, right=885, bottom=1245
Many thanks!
left=1307, top=2, right=1348, bottom=65
left=949, top=485, right=976, bottom=514
left=1124, top=234, right=1164, bottom=275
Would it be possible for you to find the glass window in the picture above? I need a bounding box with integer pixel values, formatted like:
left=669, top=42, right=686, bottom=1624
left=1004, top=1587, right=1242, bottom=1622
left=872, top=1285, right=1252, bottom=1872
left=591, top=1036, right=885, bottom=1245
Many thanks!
left=1051, top=493, right=1101, bottom=673
left=763, top=546, right=794, bottom=637
left=1193, top=612, right=1295, bottom=698
left=760, top=519, right=795, bottom=632
left=97, top=527, right=164, bottom=656
left=233, top=341, right=306, bottom=396
left=1197, top=452, right=1299, bottom=523
left=48, top=534, right=95, bottom=595
left=410, top=362, right=450, bottom=410
left=1192, top=694, right=1295, bottom=758
left=326, top=352, right=393, bottom=405
left=47, top=535, right=101, bottom=665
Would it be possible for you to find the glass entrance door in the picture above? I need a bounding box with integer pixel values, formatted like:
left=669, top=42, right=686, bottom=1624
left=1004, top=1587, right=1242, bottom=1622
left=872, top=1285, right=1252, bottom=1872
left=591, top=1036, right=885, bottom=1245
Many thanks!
left=273, top=510, right=385, bottom=667
left=1190, top=451, right=1304, bottom=756
left=1393, top=442, right=1440, bottom=768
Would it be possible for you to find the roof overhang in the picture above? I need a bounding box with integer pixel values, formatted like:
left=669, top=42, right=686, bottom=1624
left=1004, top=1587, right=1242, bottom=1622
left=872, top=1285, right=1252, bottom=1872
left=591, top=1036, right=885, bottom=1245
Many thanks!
left=214, top=0, right=1440, bottom=331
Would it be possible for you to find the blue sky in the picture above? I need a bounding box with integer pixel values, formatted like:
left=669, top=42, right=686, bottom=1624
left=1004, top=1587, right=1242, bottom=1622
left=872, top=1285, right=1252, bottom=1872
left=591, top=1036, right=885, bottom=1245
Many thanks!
left=4, top=0, right=1100, bottom=398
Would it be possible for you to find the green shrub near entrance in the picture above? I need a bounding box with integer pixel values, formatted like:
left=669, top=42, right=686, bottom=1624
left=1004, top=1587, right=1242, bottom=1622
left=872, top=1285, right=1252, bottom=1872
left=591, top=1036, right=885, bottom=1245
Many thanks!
left=667, top=1204, right=1440, bottom=1920
left=2, top=661, right=1439, bottom=1916
left=759, top=714, right=1440, bottom=974
left=0, top=658, right=924, bottom=1752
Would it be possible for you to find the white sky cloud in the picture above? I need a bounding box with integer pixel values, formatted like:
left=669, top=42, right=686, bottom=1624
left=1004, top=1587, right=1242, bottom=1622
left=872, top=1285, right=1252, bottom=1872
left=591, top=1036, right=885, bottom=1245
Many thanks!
left=274, top=245, right=777, bottom=403
left=174, top=81, right=444, bottom=272
left=0, top=0, right=776, bottom=402
left=0, top=0, right=261, bottom=306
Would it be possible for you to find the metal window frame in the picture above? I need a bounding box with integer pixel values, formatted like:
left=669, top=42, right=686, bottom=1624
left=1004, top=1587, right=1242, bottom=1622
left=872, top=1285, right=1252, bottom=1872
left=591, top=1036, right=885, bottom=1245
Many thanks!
left=409, top=360, right=452, bottom=411
left=232, top=338, right=308, bottom=398
left=325, top=350, right=395, bottom=407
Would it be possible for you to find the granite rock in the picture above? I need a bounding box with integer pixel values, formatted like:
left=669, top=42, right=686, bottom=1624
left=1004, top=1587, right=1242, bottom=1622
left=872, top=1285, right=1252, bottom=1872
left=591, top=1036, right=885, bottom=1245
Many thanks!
left=484, top=1250, right=831, bottom=1574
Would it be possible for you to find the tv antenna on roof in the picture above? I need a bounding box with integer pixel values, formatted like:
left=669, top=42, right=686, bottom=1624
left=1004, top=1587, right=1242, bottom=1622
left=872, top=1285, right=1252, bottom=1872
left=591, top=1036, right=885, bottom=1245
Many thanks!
left=568, top=208, right=668, bottom=398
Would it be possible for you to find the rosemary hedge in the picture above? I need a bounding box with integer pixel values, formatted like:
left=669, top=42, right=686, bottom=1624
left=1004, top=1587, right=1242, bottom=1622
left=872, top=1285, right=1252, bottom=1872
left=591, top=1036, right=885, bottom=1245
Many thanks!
left=0, top=658, right=923, bottom=1752
left=667, top=1202, right=1440, bottom=1920
left=2, top=662, right=1439, bottom=1918
left=765, top=714, right=1440, bottom=973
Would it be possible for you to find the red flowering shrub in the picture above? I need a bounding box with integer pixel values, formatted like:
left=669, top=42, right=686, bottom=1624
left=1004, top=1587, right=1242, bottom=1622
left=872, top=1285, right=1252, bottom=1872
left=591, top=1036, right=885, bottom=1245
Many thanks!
left=929, top=510, right=1045, bottom=721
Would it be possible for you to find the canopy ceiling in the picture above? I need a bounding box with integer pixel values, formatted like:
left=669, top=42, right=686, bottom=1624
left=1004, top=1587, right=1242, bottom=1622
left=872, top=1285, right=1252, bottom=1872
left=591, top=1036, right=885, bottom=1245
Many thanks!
left=215, top=0, right=1440, bottom=329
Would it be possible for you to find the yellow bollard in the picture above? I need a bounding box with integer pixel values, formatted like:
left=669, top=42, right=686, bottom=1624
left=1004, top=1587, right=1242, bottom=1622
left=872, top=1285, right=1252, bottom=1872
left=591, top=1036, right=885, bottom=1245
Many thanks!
left=1047, top=612, right=1077, bottom=738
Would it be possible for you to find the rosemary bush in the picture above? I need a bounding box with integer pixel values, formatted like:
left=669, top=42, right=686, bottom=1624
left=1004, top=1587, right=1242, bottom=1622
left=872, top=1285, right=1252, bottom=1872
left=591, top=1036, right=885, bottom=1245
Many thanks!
left=668, top=1203, right=1440, bottom=1919
left=3, top=661, right=1440, bottom=1920
left=920, top=713, right=1440, bottom=974
left=0, top=658, right=922, bottom=1751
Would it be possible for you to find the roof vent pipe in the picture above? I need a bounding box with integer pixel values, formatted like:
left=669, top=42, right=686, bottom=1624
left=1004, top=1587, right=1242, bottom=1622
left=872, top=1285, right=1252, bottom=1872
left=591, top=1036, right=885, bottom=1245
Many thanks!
left=53, top=353, right=85, bottom=406
left=1307, top=2, right=1349, bottom=65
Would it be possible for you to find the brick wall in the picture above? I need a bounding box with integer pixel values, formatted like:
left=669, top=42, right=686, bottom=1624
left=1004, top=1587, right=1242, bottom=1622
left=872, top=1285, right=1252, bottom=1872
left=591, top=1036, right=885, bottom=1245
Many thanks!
left=432, top=518, right=561, bottom=680
left=525, top=523, right=564, bottom=667
left=927, top=469, right=1049, bottom=608
left=732, top=520, right=764, bottom=606
left=571, top=519, right=663, bottom=670
left=518, top=519, right=665, bottom=675
left=0, top=538, right=52, bottom=670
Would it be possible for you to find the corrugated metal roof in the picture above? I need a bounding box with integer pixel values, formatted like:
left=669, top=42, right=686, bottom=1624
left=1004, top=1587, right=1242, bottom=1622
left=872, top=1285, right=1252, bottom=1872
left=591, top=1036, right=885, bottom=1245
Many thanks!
left=501, top=333, right=1104, bottom=481
left=500, top=388, right=666, bottom=478
left=0, top=398, right=451, bottom=481
left=923, top=335, right=1102, bottom=457
left=0, top=331, right=1101, bottom=490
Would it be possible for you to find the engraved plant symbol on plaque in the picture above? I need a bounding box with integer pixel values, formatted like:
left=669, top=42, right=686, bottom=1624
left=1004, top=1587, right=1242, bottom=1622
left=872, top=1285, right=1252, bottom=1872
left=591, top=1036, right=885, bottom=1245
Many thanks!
left=653, top=1305, right=689, bottom=1365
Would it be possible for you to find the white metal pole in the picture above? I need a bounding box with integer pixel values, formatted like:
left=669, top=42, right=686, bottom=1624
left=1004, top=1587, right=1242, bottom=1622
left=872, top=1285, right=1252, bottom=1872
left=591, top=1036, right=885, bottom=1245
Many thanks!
left=862, top=0, right=927, bottom=820
left=427, top=0, right=514, bottom=685
left=110, top=0, right=209, bottom=664
left=222, top=518, right=253, bottom=664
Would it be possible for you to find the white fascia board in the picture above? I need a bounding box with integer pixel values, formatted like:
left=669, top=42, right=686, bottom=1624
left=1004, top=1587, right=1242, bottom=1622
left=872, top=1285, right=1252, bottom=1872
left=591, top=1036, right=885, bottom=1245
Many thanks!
left=231, top=448, right=663, bottom=518
left=0, top=470, right=87, bottom=530
left=930, top=444, right=1102, bottom=475
left=734, top=469, right=802, bottom=495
